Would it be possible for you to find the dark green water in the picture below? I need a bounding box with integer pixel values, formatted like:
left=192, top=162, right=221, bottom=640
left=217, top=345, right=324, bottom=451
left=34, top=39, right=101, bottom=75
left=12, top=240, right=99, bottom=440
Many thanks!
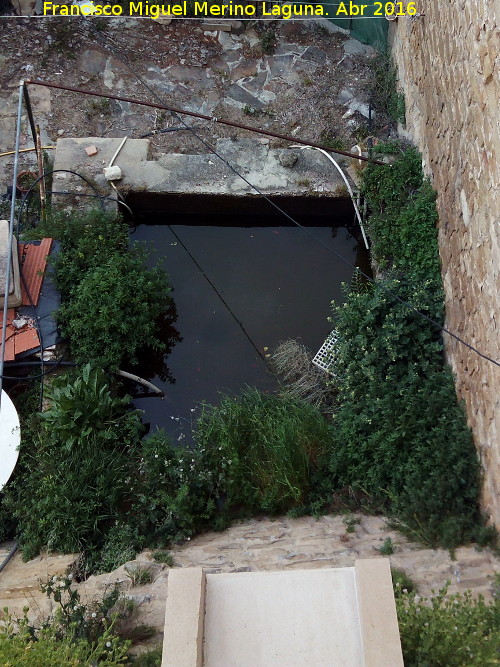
left=128, top=222, right=358, bottom=434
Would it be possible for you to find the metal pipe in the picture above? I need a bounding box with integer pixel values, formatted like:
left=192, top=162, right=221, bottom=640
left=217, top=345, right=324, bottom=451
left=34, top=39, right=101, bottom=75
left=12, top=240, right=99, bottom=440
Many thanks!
left=22, top=83, right=38, bottom=153
left=0, top=81, right=24, bottom=409
left=0, top=543, right=18, bottom=574
left=35, top=124, right=47, bottom=222
left=24, top=79, right=386, bottom=166
left=116, top=369, right=165, bottom=397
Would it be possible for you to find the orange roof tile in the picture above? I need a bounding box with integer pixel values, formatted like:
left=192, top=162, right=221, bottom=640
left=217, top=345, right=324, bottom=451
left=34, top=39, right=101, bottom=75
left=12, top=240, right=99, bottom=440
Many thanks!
left=0, top=309, right=15, bottom=327
left=3, top=325, right=16, bottom=361
left=13, top=327, right=40, bottom=356
left=19, top=238, right=53, bottom=306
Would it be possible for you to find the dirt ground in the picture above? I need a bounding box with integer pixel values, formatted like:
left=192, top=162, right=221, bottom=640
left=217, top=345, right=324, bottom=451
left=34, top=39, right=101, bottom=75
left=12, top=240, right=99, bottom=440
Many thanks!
left=0, top=17, right=379, bottom=197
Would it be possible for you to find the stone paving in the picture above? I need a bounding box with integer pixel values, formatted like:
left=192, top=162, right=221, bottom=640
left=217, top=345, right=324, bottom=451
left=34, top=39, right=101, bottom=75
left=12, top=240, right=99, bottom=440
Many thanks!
left=1, top=514, right=498, bottom=651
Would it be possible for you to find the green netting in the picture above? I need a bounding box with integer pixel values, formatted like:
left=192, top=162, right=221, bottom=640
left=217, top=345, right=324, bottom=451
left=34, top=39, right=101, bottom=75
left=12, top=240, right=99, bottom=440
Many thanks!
left=320, top=1, right=389, bottom=49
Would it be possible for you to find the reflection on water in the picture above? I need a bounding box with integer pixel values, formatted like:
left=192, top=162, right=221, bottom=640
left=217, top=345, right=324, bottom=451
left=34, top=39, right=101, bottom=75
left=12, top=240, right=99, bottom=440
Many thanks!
left=126, top=224, right=358, bottom=434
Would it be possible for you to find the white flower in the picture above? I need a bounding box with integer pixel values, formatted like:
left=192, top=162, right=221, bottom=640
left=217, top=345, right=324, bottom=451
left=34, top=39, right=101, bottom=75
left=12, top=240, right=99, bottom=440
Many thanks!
left=154, top=454, right=159, bottom=458
left=91, top=612, right=97, bottom=618
left=106, top=642, right=112, bottom=648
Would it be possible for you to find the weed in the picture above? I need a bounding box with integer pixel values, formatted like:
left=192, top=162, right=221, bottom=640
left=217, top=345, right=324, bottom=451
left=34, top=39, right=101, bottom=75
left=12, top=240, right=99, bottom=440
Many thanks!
left=378, top=537, right=395, bottom=555
left=131, top=646, right=163, bottom=666
left=342, top=514, right=360, bottom=533
left=296, top=179, right=311, bottom=187
left=195, top=389, right=332, bottom=515
left=86, top=97, right=112, bottom=117
left=46, top=18, right=80, bottom=58
left=152, top=550, right=175, bottom=567
left=260, top=29, right=277, bottom=54
left=125, top=564, right=155, bottom=587
left=391, top=568, right=417, bottom=598
left=370, top=48, right=406, bottom=124
left=319, top=132, right=347, bottom=152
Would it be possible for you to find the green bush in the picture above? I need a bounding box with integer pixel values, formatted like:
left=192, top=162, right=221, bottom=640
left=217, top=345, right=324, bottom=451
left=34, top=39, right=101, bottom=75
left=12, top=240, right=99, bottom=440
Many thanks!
left=362, top=149, right=442, bottom=283
left=32, top=208, right=174, bottom=371
left=5, top=366, right=144, bottom=560
left=396, top=584, right=500, bottom=666
left=0, top=626, right=128, bottom=666
left=0, top=574, right=133, bottom=665
left=130, top=431, right=217, bottom=546
left=195, top=388, right=332, bottom=515
left=56, top=249, right=172, bottom=370
left=325, top=148, right=491, bottom=548
left=129, top=390, right=332, bottom=546
left=32, top=209, right=129, bottom=300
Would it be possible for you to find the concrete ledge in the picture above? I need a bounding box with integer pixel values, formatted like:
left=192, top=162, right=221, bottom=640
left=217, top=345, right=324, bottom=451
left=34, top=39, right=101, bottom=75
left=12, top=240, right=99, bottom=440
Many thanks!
left=355, top=559, right=404, bottom=667
left=162, top=567, right=206, bottom=667
left=0, top=221, right=22, bottom=309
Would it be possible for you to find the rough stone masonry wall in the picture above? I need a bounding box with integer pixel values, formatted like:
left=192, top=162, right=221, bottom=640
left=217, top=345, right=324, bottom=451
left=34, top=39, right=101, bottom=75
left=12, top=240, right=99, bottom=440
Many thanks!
left=391, top=1, right=500, bottom=524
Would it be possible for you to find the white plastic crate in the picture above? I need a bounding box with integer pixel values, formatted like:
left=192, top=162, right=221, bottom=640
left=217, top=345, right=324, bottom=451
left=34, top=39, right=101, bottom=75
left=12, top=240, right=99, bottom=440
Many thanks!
left=312, top=330, right=339, bottom=374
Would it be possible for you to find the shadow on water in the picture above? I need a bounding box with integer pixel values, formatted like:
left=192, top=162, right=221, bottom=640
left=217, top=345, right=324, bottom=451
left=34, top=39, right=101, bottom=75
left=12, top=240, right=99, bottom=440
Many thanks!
left=123, top=196, right=369, bottom=435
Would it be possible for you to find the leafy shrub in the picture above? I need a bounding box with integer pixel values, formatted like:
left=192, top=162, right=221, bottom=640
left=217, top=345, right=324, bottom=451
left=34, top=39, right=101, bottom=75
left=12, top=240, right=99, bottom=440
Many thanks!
left=32, top=209, right=129, bottom=299
left=32, top=208, right=174, bottom=371
left=56, top=248, right=172, bottom=370
left=195, top=388, right=332, bottom=514
left=5, top=366, right=144, bottom=560
left=325, top=148, right=491, bottom=548
left=131, top=431, right=216, bottom=546
left=391, top=568, right=417, bottom=598
left=362, top=149, right=442, bottom=283
left=396, top=584, right=500, bottom=666
left=0, top=624, right=128, bottom=666
left=0, top=576, right=130, bottom=666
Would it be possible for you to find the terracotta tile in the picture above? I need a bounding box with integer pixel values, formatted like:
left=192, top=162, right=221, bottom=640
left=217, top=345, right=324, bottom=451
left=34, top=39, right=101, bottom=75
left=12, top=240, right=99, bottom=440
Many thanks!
left=13, top=327, right=40, bottom=355
left=19, top=238, right=53, bottom=306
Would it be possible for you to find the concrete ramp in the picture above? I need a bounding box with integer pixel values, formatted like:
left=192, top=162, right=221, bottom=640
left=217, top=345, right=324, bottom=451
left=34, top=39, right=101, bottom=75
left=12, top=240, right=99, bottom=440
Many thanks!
left=162, top=560, right=403, bottom=667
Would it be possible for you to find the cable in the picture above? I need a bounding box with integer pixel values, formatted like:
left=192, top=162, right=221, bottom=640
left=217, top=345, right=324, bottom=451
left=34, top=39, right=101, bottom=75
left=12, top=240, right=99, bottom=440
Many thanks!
left=84, top=26, right=500, bottom=370
left=168, top=226, right=268, bottom=365
left=0, top=146, right=55, bottom=158
left=16, top=168, right=107, bottom=236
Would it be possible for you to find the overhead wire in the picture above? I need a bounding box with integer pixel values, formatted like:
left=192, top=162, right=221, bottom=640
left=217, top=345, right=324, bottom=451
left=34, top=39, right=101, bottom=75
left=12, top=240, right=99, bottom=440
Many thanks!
left=82, top=24, right=500, bottom=370
left=23, top=28, right=500, bottom=370
left=168, top=225, right=268, bottom=365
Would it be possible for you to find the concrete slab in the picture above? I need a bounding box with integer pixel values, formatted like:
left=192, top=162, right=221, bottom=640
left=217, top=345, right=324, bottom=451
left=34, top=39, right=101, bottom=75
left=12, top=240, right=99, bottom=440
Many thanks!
left=204, top=568, right=363, bottom=667
left=161, top=561, right=404, bottom=667
left=51, top=136, right=347, bottom=204
left=0, top=220, right=22, bottom=309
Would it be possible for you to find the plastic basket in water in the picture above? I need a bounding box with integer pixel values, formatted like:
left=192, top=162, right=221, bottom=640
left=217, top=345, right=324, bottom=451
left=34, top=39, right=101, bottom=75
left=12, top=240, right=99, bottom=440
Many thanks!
left=312, top=330, right=339, bottom=374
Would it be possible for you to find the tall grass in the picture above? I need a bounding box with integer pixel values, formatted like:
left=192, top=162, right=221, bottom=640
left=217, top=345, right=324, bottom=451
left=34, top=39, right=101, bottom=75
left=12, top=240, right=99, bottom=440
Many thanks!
left=195, top=388, right=332, bottom=514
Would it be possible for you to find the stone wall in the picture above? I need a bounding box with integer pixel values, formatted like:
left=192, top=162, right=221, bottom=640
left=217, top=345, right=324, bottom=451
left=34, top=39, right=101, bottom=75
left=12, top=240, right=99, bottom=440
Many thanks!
left=391, top=2, right=500, bottom=524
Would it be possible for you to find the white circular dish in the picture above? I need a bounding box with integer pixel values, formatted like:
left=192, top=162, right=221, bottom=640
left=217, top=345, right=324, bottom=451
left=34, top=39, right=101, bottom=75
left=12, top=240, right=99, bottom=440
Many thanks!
left=0, top=390, right=21, bottom=491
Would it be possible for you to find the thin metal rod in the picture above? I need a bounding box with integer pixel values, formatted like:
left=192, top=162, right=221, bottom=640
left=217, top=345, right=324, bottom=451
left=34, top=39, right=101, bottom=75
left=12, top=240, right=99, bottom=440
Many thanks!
left=36, top=125, right=47, bottom=222
left=0, top=81, right=24, bottom=408
left=22, top=83, right=37, bottom=153
left=24, top=79, right=386, bottom=166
